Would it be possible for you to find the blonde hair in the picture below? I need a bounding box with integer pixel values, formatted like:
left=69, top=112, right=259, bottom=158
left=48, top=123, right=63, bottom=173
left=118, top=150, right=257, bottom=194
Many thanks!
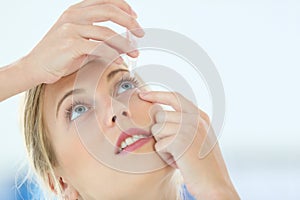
left=22, top=84, right=62, bottom=198
left=22, top=80, right=185, bottom=200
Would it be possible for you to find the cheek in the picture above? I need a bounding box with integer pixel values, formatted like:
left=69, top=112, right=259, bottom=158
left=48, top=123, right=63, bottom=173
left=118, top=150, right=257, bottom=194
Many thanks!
left=48, top=115, right=100, bottom=171
left=51, top=125, right=114, bottom=191
left=52, top=125, right=92, bottom=172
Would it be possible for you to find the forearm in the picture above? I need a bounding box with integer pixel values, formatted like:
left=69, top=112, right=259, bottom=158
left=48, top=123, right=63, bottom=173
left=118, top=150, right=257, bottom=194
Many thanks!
left=0, top=56, right=41, bottom=102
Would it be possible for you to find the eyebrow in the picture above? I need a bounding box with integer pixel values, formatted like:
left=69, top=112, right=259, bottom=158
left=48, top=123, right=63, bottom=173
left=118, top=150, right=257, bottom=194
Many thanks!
left=106, top=68, right=129, bottom=82
left=56, top=68, right=129, bottom=118
left=56, top=89, right=85, bottom=117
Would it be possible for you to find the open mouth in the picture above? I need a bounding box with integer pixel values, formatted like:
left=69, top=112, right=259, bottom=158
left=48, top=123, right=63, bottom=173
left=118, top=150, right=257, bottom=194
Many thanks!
left=115, top=128, right=152, bottom=155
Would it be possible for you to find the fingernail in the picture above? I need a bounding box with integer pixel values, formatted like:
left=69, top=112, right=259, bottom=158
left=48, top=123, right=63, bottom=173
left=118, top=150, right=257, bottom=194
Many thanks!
left=134, top=28, right=145, bottom=37
left=128, top=50, right=139, bottom=57
left=115, top=57, right=123, bottom=64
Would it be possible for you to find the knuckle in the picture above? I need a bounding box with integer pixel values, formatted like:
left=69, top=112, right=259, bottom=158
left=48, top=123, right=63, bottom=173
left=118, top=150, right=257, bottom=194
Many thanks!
left=60, top=23, right=75, bottom=33
left=201, top=112, right=210, bottom=125
left=61, top=38, right=76, bottom=51
left=60, top=8, right=76, bottom=22
left=103, top=4, right=117, bottom=17
left=196, top=115, right=209, bottom=131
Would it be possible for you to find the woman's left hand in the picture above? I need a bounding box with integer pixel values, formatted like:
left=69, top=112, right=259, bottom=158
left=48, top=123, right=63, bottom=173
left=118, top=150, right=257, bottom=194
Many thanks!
left=139, top=91, right=240, bottom=200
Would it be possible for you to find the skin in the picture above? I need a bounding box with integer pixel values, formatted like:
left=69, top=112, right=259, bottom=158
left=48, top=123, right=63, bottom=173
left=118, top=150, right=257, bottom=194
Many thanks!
left=44, top=60, right=178, bottom=200
left=43, top=59, right=240, bottom=200
left=0, top=0, right=142, bottom=102
left=0, top=0, right=239, bottom=198
left=139, top=92, right=240, bottom=199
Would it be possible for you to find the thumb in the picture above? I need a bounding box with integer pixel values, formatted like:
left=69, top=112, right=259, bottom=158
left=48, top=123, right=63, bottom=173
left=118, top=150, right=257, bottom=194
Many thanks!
left=154, top=137, right=178, bottom=169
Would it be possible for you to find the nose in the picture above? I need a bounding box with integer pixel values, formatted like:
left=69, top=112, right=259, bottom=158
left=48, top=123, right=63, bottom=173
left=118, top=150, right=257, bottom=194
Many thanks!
left=105, top=101, right=132, bottom=127
left=111, top=110, right=130, bottom=122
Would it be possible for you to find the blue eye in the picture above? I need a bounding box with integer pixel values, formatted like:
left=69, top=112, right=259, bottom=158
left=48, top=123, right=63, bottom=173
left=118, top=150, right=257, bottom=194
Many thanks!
left=70, top=105, right=89, bottom=121
left=117, top=81, right=135, bottom=95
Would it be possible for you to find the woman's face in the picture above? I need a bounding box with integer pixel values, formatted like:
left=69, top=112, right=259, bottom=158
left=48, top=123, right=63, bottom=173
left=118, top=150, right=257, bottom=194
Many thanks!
left=43, top=59, right=173, bottom=199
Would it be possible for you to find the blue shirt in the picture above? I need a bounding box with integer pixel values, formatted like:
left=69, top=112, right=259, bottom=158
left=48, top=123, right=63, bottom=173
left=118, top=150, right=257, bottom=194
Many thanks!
left=12, top=178, right=196, bottom=200
left=181, top=184, right=197, bottom=200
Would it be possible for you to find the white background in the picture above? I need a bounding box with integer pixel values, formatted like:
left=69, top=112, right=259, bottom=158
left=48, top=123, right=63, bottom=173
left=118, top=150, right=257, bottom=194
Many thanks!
left=0, top=0, right=299, bottom=199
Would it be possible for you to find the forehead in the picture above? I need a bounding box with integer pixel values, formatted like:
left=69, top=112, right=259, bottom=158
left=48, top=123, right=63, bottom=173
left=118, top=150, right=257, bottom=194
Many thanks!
left=43, top=60, right=127, bottom=113
left=46, top=60, right=124, bottom=91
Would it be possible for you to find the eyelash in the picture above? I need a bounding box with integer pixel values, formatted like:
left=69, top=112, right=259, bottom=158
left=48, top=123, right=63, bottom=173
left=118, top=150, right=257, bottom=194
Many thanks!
left=64, top=75, right=140, bottom=121
left=113, top=75, right=140, bottom=96
left=64, top=100, right=90, bottom=121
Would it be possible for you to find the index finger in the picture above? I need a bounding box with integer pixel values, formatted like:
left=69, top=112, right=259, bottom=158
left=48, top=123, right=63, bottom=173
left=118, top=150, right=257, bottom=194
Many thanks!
left=139, top=91, right=197, bottom=113
left=83, top=4, right=144, bottom=37
left=72, top=0, right=137, bottom=18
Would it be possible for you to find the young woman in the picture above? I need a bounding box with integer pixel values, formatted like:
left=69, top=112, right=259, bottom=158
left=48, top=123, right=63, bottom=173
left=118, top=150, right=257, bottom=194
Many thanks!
left=23, top=58, right=239, bottom=200
left=1, top=0, right=239, bottom=199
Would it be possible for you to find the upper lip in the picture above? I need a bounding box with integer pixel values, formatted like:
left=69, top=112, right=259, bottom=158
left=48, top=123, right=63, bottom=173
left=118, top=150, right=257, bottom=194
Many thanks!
left=115, top=128, right=152, bottom=154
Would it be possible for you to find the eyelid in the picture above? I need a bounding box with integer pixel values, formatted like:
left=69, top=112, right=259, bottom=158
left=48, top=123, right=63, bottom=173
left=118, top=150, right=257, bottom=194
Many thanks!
left=71, top=104, right=89, bottom=121
left=112, top=74, right=140, bottom=96
left=112, top=77, right=124, bottom=96
left=64, top=100, right=93, bottom=122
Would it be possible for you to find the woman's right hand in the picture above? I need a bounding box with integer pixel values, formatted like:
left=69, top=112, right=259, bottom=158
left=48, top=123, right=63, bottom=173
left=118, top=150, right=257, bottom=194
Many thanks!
left=24, top=0, right=143, bottom=84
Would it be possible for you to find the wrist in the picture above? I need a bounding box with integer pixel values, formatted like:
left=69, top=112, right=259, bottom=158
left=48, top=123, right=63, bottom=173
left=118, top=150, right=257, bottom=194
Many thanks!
left=18, top=55, right=44, bottom=86
left=0, top=56, right=44, bottom=101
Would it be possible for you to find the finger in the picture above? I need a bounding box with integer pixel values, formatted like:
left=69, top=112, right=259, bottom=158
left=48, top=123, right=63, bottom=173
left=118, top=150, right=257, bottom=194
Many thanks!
left=151, top=121, right=198, bottom=145
left=72, top=0, right=137, bottom=18
left=154, top=143, right=178, bottom=169
left=77, top=40, right=122, bottom=64
left=154, top=128, right=196, bottom=161
left=151, top=122, right=180, bottom=140
left=155, top=110, right=200, bottom=127
left=75, top=24, right=139, bottom=57
left=154, top=136, right=174, bottom=151
left=80, top=55, right=123, bottom=70
left=139, top=91, right=197, bottom=113
left=80, top=4, right=144, bottom=37
left=154, top=110, right=180, bottom=123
